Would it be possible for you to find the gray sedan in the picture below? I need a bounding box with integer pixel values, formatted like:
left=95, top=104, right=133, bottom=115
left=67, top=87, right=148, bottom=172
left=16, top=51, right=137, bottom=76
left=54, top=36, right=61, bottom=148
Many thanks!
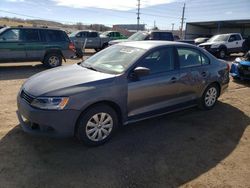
left=17, top=41, right=230, bottom=146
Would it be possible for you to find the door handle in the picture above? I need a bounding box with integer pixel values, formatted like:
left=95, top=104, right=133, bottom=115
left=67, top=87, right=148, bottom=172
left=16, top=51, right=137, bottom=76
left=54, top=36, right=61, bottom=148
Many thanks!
left=171, top=77, right=177, bottom=83
left=201, top=71, right=207, bottom=77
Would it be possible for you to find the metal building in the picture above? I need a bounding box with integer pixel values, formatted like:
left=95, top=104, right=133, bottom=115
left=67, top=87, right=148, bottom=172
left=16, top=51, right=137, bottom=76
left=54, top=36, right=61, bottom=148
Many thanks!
left=185, top=19, right=250, bottom=39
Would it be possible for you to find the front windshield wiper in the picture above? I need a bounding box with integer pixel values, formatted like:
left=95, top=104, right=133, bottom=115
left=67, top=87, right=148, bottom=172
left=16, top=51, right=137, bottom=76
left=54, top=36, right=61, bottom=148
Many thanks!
left=80, top=63, right=98, bottom=71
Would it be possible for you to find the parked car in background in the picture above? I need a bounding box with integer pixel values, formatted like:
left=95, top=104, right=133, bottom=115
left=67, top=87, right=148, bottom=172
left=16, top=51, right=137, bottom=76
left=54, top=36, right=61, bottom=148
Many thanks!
left=194, top=37, right=209, bottom=45
left=198, top=33, right=245, bottom=59
left=230, top=50, right=250, bottom=80
left=101, top=31, right=127, bottom=40
left=178, top=39, right=195, bottom=45
left=0, top=26, right=75, bottom=68
left=109, top=30, right=174, bottom=45
left=69, top=30, right=110, bottom=53
left=243, top=36, right=250, bottom=53
left=17, top=41, right=229, bottom=146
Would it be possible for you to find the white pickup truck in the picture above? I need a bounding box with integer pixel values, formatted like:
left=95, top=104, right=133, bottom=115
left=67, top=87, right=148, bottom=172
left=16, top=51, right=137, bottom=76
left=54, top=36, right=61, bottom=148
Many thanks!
left=199, top=33, right=245, bottom=59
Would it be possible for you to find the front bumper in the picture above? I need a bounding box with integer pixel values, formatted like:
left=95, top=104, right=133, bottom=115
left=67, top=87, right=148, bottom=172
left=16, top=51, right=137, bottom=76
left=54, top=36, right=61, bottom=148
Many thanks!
left=230, top=63, right=250, bottom=80
left=17, top=95, right=80, bottom=137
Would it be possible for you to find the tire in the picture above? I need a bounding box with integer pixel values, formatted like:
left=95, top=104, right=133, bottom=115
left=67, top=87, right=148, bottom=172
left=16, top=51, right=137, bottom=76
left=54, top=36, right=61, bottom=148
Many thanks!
left=218, top=47, right=227, bottom=59
left=94, top=48, right=100, bottom=52
left=76, top=104, right=118, bottom=146
left=44, top=53, right=62, bottom=68
left=198, top=84, right=219, bottom=110
left=102, top=43, right=108, bottom=50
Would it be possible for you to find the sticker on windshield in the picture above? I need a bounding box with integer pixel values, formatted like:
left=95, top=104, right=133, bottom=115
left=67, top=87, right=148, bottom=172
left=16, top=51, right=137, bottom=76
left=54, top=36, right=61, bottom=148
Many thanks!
left=120, top=48, right=138, bottom=54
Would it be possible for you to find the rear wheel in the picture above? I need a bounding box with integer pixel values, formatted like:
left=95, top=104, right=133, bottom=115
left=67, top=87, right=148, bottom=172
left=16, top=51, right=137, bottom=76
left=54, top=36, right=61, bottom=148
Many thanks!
left=198, top=84, right=219, bottom=110
left=44, top=53, right=62, bottom=68
left=76, top=104, right=118, bottom=146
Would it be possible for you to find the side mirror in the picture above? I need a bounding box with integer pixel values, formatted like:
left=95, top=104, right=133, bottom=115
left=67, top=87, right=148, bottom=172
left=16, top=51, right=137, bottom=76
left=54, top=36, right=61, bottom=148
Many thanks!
left=133, top=67, right=150, bottom=77
left=76, top=33, right=81, bottom=38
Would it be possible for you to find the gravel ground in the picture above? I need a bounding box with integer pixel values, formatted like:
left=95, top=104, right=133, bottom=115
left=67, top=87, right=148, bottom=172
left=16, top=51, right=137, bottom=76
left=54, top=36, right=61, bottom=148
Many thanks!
left=0, top=57, right=249, bottom=188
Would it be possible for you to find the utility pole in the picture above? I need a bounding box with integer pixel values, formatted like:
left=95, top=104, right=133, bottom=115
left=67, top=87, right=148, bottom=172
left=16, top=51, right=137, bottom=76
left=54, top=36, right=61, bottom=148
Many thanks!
left=180, top=3, right=185, bottom=39
left=137, top=0, right=141, bottom=31
left=171, top=23, right=175, bottom=32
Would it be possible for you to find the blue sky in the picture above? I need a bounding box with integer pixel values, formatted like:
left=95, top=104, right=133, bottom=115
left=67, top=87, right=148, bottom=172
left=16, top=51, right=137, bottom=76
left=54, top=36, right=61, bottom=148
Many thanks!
left=0, top=0, right=250, bottom=30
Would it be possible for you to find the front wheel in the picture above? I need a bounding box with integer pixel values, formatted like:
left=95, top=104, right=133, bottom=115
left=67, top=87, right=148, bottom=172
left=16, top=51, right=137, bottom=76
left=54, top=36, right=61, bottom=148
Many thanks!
left=218, top=48, right=226, bottom=59
left=198, top=84, right=219, bottom=110
left=76, top=105, right=118, bottom=146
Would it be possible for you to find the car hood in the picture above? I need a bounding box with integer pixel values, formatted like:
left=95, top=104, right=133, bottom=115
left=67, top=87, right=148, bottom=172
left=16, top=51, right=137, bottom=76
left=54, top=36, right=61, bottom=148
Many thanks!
left=109, top=39, right=130, bottom=45
left=199, top=41, right=225, bottom=46
left=22, top=64, right=117, bottom=97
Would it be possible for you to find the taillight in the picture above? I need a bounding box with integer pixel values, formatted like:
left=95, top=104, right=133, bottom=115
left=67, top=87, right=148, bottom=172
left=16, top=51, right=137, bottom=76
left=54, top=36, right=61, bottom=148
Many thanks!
left=69, top=42, right=75, bottom=51
left=226, top=63, right=230, bottom=71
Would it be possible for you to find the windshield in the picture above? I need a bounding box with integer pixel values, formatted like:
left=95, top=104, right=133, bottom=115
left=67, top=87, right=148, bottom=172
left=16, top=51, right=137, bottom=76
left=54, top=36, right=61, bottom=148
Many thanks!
left=208, top=34, right=229, bottom=42
left=81, top=45, right=146, bottom=74
left=101, top=31, right=110, bottom=36
left=69, top=31, right=79, bottom=37
left=128, top=31, right=148, bottom=41
left=0, top=27, right=8, bottom=34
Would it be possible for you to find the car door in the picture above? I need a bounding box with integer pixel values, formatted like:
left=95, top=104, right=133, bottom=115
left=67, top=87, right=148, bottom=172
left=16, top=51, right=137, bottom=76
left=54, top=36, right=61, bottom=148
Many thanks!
left=87, top=32, right=99, bottom=48
left=176, top=47, right=210, bottom=102
left=227, top=35, right=238, bottom=53
left=0, top=28, right=26, bottom=62
left=22, top=29, right=44, bottom=60
left=235, top=34, right=244, bottom=51
left=127, top=47, right=181, bottom=118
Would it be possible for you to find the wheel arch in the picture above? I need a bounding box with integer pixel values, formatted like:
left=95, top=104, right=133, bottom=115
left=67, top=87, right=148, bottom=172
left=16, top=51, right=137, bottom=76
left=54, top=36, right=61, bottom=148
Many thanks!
left=74, top=100, right=123, bottom=135
left=43, top=49, right=65, bottom=62
left=202, top=81, right=221, bottom=98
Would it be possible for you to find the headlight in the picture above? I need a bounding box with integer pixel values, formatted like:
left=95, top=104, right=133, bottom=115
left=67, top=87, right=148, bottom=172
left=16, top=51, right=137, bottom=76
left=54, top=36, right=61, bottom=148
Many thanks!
left=31, top=97, right=69, bottom=110
left=211, top=44, right=220, bottom=48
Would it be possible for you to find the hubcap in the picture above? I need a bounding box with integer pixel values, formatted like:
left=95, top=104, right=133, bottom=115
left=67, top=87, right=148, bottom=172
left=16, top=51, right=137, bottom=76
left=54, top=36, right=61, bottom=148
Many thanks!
left=205, top=87, right=217, bottom=107
left=86, top=112, right=113, bottom=142
left=48, top=56, right=59, bottom=67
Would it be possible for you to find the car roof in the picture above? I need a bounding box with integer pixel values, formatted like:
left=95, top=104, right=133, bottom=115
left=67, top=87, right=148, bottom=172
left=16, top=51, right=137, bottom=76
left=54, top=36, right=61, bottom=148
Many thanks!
left=77, top=30, right=97, bottom=32
left=6, top=26, right=63, bottom=31
left=117, top=40, right=196, bottom=50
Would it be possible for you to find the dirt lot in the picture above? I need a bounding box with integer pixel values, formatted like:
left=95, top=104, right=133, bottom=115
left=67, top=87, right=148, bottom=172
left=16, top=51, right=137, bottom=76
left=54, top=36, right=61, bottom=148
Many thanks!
left=0, top=57, right=250, bottom=188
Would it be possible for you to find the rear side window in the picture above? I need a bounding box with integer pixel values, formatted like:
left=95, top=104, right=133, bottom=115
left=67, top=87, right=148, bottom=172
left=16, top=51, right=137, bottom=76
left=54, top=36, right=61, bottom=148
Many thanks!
left=22, top=29, right=40, bottom=42
left=177, top=47, right=209, bottom=68
left=88, top=32, right=98, bottom=37
left=160, top=33, right=174, bottom=41
left=235, top=34, right=241, bottom=41
left=0, top=29, right=20, bottom=41
left=150, top=32, right=160, bottom=40
left=45, top=30, right=67, bottom=42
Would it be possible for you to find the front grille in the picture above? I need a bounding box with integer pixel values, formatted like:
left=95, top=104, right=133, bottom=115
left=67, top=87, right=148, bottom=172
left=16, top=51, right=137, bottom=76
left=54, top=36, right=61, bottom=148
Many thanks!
left=20, top=90, right=35, bottom=104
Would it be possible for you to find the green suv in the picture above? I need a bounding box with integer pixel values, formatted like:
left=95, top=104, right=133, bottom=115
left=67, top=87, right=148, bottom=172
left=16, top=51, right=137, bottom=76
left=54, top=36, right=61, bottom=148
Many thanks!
left=100, top=31, right=127, bottom=40
left=0, top=27, right=75, bottom=68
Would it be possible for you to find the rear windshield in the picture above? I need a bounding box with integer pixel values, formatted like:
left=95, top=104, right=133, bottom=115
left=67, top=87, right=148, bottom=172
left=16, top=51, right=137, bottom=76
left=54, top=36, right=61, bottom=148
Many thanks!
left=151, top=32, right=174, bottom=41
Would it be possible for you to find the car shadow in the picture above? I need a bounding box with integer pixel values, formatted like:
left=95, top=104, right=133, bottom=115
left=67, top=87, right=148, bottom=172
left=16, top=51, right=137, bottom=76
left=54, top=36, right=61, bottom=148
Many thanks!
left=0, top=64, right=46, bottom=80
left=232, top=78, right=250, bottom=87
left=0, top=102, right=249, bottom=187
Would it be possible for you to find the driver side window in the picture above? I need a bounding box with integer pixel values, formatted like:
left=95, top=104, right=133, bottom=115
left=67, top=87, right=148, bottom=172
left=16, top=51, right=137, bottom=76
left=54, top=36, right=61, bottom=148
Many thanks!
left=0, top=29, right=20, bottom=41
left=138, top=47, right=175, bottom=74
